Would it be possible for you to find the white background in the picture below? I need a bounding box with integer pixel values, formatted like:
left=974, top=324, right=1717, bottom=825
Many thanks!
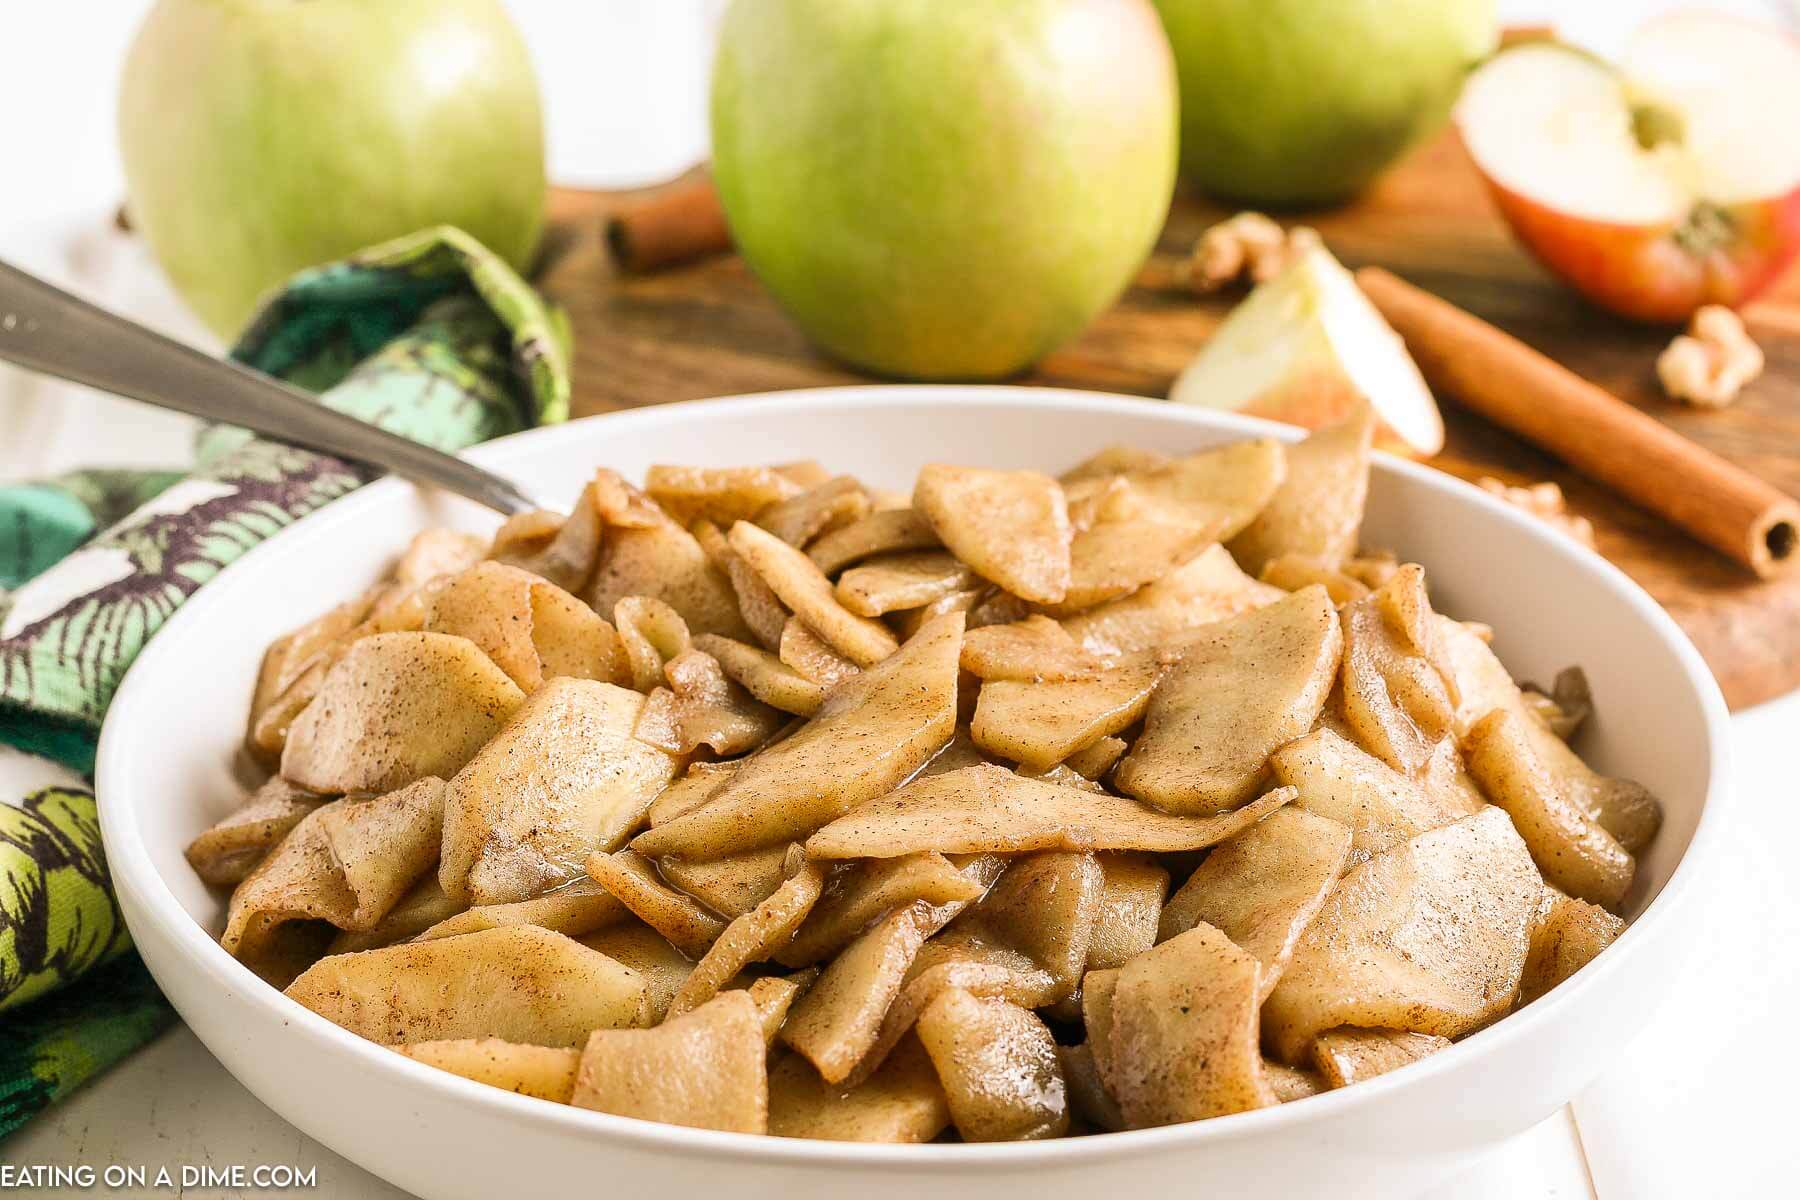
left=3, top=3, right=1799, bottom=1197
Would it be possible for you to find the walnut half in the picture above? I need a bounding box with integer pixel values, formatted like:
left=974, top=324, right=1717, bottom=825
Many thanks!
left=1656, top=305, right=1764, bottom=408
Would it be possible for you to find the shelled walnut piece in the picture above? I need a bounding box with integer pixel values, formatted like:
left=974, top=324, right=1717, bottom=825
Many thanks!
left=1656, top=305, right=1764, bottom=408
left=1183, top=211, right=1322, bottom=293
left=1475, top=477, right=1596, bottom=549
left=202, top=421, right=1662, bottom=1143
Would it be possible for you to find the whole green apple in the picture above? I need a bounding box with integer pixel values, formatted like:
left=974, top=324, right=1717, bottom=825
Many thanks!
left=1153, top=0, right=1496, bottom=207
left=119, top=0, right=546, bottom=336
left=710, top=0, right=1178, bottom=380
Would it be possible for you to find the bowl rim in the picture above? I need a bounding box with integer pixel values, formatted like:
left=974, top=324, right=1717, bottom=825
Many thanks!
left=96, top=384, right=1733, bottom=1169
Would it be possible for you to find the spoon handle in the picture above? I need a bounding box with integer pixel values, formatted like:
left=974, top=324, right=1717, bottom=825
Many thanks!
left=0, top=260, right=539, bottom=516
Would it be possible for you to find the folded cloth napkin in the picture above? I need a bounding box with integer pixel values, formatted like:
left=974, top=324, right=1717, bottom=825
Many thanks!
left=0, top=226, right=569, bottom=1136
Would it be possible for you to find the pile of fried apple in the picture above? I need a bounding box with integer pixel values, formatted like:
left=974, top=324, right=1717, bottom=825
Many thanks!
left=190, top=408, right=1662, bottom=1142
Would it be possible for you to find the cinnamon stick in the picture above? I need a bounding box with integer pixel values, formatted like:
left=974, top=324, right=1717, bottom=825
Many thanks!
left=605, top=178, right=731, bottom=273
left=1357, top=267, right=1800, bottom=578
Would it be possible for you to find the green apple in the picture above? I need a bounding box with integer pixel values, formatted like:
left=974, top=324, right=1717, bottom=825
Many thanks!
left=1153, top=0, right=1496, bottom=207
left=119, top=0, right=546, bottom=336
left=710, top=0, right=1179, bottom=380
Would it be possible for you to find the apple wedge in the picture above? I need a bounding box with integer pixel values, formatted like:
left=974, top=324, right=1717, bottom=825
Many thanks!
left=1458, top=15, right=1800, bottom=323
left=630, top=613, right=961, bottom=860
left=1169, top=244, right=1443, bottom=457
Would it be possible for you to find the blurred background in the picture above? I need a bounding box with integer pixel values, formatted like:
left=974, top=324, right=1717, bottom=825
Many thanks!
left=2, top=0, right=1792, bottom=479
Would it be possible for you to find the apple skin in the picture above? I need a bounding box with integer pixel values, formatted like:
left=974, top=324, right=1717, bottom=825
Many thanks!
left=710, top=0, right=1178, bottom=381
left=1480, top=178, right=1800, bottom=324
left=1153, top=0, right=1496, bottom=208
left=119, top=0, right=546, bottom=337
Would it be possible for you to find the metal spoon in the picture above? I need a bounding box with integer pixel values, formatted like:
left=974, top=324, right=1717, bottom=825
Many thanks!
left=0, top=260, right=539, bottom=516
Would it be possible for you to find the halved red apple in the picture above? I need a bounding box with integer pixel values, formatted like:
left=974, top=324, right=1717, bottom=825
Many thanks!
left=1457, top=14, right=1800, bottom=324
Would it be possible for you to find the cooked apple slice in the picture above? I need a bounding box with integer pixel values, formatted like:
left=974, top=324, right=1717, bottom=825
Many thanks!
left=1229, top=408, right=1376, bottom=575
left=645, top=464, right=802, bottom=526
left=778, top=615, right=862, bottom=687
left=914, top=464, right=1072, bottom=605
left=1311, top=1029, right=1450, bottom=1089
left=667, top=860, right=828, bottom=1016
left=757, top=476, right=871, bottom=547
left=585, top=850, right=727, bottom=959
left=326, top=878, right=463, bottom=956
left=1115, top=586, right=1342, bottom=814
left=916, top=989, right=1070, bottom=1141
left=634, top=648, right=785, bottom=757
left=1439, top=618, right=1661, bottom=852
left=769, top=1038, right=951, bottom=1142
left=1338, top=565, right=1458, bottom=776
left=488, top=480, right=604, bottom=595
left=247, top=589, right=381, bottom=765
left=1158, top=807, right=1351, bottom=998
left=571, top=990, right=768, bottom=1133
left=1055, top=439, right=1283, bottom=612
left=1262, top=808, right=1542, bottom=1064
left=392, top=1038, right=580, bottom=1104
left=286, top=925, right=648, bottom=1045
left=186, top=776, right=327, bottom=887
left=1456, top=16, right=1800, bottom=323
left=1168, top=242, right=1444, bottom=457
left=1259, top=554, right=1371, bottom=605
left=1114, top=439, right=1286, bottom=527
left=808, top=509, right=942, bottom=576
left=1086, top=855, right=1169, bottom=973
left=692, top=517, right=789, bottom=651
left=656, top=843, right=793, bottom=920
left=730, top=520, right=899, bottom=666
left=960, top=615, right=1114, bottom=683
left=281, top=631, right=524, bottom=795
left=223, top=776, right=445, bottom=979
left=1064, top=735, right=1129, bottom=781
left=779, top=853, right=988, bottom=967
left=942, top=852, right=1106, bottom=1001
left=852, top=953, right=1057, bottom=1090
left=645, top=761, right=737, bottom=828
left=806, top=764, right=1297, bottom=858
left=425, top=561, right=627, bottom=692
left=1270, top=727, right=1472, bottom=864
left=416, top=877, right=625, bottom=943
left=1061, top=544, right=1283, bottom=657
left=1104, top=924, right=1277, bottom=1126
left=439, top=679, right=677, bottom=906
left=1265, top=1060, right=1326, bottom=1103
left=836, top=552, right=977, bottom=617
left=1463, top=709, right=1635, bottom=910
left=611, top=595, right=693, bottom=692
left=970, top=657, right=1163, bottom=770
left=744, top=972, right=817, bottom=1045
left=1521, top=893, right=1625, bottom=1004
left=578, top=922, right=697, bottom=1022
left=586, top=470, right=753, bottom=642
left=631, top=614, right=961, bottom=860
left=1058, top=1043, right=1126, bottom=1131
left=694, top=634, right=826, bottom=717
left=1081, top=967, right=1122, bottom=1081
left=1055, top=505, right=1220, bottom=615
left=780, top=902, right=946, bottom=1084
left=1060, top=445, right=1170, bottom=485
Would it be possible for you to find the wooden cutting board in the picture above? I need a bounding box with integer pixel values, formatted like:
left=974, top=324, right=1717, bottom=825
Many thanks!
left=535, top=130, right=1800, bottom=711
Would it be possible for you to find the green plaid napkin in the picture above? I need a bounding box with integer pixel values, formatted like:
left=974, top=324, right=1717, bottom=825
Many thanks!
left=0, top=226, right=569, bottom=1136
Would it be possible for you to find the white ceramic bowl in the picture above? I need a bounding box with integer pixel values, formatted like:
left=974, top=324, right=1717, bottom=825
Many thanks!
left=98, top=387, right=1729, bottom=1200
